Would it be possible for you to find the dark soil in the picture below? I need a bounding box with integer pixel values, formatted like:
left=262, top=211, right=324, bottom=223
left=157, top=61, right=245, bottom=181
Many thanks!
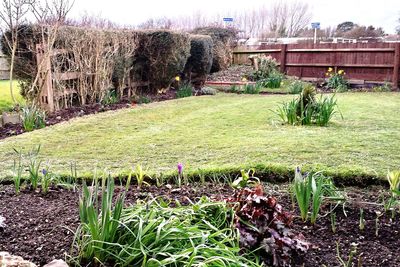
left=0, top=90, right=178, bottom=140
left=1, top=183, right=399, bottom=266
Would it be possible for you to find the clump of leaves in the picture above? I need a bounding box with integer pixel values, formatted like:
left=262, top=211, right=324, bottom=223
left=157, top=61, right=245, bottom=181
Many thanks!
left=176, top=83, right=193, bottom=98
left=101, top=89, right=119, bottom=105
left=231, top=169, right=260, bottom=189
left=22, top=104, right=46, bottom=132
left=243, top=83, right=261, bottom=94
left=272, top=86, right=342, bottom=126
left=250, top=55, right=279, bottom=81
left=228, top=184, right=309, bottom=266
left=326, top=68, right=348, bottom=92
left=257, top=71, right=284, bottom=89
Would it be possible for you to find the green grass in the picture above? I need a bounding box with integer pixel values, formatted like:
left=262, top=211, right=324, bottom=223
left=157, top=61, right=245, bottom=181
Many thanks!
left=0, top=93, right=399, bottom=182
left=0, top=80, right=24, bottom=112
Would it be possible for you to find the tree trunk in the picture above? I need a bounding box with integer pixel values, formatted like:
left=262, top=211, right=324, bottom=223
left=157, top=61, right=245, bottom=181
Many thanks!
left=9, top=45, right=17, bottom=104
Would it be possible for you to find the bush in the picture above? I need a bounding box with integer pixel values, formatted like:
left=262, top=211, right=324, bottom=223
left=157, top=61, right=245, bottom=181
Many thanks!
left=250, top=55, right=279, bottom=81
left=134, top=30, right=191, bottom=94
left=184, top=35, right=213, bottom=86
left=192, top=27, right=237, bottom=73
left=176, top=83, right=193, bottom=98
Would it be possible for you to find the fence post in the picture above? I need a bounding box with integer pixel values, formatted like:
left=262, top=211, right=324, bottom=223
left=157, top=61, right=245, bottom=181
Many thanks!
left=280, top=44, right=287, bottom=74
left=393, top=43, right=400, bottom=91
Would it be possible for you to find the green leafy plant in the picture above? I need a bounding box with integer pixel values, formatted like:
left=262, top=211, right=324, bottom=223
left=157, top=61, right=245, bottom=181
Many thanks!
left=326, top=68, right=348, bottom=92
left=176, top=83, right=193, bottom=98
left=41, top=168, right=52, bottom=194
left=387, top=170, right=400, bottom=194
left=372, top=83, right=391, bottom=92
left=273, top=86, right=342, bottom=127
left=257, top=71, right=284, bottom=89
left=228, top=84, right=240, bottom=93
left=274, top=98, right=298, bottom=125
left=102, top=89, right=119, bottom=105
left=27, top=145, right=42, bottom=190
left=243, top=83, right=261, bottom=94
left=314, top=94, right=342, bottom=126
left=132, top=164, right=150, bottom=189
left=287, top=79, right=307, bottom=94
left=75, top=175, right=124, bottom=263
left=292, top=167, right=342, bottom=224
left=293, top=167, right=312, bottom=222
left=22, top=104, right=46, bottom=132
left=73, top=190, right=260, bottom=266
left=231, top=169, right=260, bottom=189
left=155, top=173, right=164, bottom=187
left=136, top=95, right=151, bottom=104
left=12, top=148, right=23, bottom=195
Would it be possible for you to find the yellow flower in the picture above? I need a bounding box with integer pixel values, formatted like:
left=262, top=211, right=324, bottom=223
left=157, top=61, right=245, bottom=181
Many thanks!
left=241, top=77, right=248, bottom=82
left=338, top=70, right=344, bottom=75
left=325, top=72, right=329, bottom=76
left=328, top=67, right=333, bottom=72
left=175, top=76, right=180, bottom=82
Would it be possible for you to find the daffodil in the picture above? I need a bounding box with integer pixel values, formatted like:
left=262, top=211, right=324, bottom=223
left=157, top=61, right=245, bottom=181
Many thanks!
left=338, top=70, right=344, bottom=75
left=241, top=77, right=248, bottom=82
left=175, top=76, right=180, bottom=82
left=328, top=67, right=333, bottom=72
left=325, top=72, right=329, bottom=76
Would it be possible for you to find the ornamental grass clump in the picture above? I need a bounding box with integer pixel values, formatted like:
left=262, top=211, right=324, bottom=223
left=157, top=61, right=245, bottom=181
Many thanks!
left=273, top=86, right=342, bottom=126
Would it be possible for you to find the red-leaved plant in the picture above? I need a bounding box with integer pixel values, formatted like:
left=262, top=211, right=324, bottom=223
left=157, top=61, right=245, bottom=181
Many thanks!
left=228, top=184, right=309, bottom=266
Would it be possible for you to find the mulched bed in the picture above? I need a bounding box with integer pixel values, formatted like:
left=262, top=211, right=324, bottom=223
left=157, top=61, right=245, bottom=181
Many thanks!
left=0, top=90, right=177, bottom=140
left=207, top=65, right=254, bottom=82
left=1, top=183, right=399, bottom=266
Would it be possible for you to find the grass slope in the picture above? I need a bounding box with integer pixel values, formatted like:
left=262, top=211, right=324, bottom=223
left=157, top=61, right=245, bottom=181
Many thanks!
left=0, top=93, right=399, bottom=181
left=0, top=80, right=24, bottom=112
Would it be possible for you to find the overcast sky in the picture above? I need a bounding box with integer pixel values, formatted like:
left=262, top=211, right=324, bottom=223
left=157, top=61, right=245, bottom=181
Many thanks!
left=69, top=0, right=400, bottom=34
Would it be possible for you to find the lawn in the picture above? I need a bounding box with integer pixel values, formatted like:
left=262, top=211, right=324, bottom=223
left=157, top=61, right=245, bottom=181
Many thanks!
left=0, top=92, right=399, bottom=180
left=0, top=80, right=24, bottom=112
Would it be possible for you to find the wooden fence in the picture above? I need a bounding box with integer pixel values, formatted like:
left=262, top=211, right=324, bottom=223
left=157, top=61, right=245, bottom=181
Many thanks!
left=233, top=43, right=400, bottom=89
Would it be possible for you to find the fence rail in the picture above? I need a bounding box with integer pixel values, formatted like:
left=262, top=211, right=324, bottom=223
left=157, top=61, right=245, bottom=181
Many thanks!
left=233, top=43, right=400, bottom=89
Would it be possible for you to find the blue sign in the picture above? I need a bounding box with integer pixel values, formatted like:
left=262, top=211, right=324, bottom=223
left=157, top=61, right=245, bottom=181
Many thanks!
left=311, top=22, right=320, bottom=29
left=223, top=18, right=234, bottom=22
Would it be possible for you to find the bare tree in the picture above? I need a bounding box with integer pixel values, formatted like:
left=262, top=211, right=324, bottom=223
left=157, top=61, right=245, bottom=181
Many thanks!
left=0, top=0, right=33, bottom=104
left=27, top=0, right=74, bottom=104
left=267, top=1, right=311, bottom=38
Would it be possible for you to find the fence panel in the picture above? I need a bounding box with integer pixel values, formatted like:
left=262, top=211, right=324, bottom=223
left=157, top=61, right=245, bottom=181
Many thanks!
left=233, top=43, right=400, bottom=89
